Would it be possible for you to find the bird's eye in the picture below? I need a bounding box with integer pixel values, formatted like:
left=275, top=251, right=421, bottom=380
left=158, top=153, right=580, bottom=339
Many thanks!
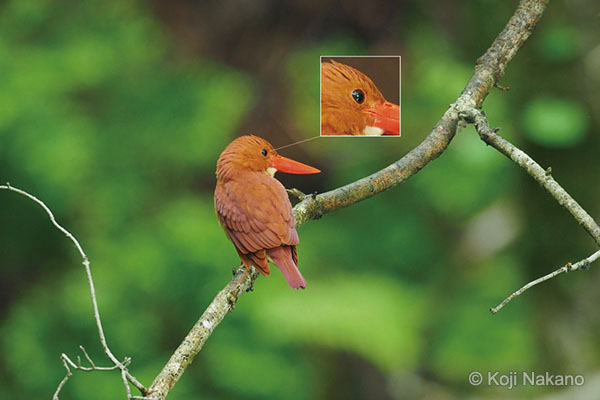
left=351, top=89, right=365, bottom=104
left=261, top=149, right=268, bottom=156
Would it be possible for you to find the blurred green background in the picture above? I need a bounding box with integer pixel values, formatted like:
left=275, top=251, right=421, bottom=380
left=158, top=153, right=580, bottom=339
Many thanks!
left=1, top=1, right=599, bottom=399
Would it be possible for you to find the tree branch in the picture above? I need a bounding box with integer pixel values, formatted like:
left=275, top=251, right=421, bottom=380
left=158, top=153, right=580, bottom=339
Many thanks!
left=147, top=266, right=259, bottom=397
left=293, top=0, right=549, bottom=227
left=490, top=249, right=600, bottom=314
left=455, top=108, right=600, bottom=313
left=0, top=183, right=148, bottom=399
left=462, top=108, right=600, bottom=246
left=145, top=1, right=550, bottom=398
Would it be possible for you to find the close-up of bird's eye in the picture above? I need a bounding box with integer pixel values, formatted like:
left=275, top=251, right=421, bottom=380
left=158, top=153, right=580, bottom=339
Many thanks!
left=351, top=89, right=364, bottom=104
left=261, top=148, right=268, bottom=156
left=321, top=56, right=401, bottom=136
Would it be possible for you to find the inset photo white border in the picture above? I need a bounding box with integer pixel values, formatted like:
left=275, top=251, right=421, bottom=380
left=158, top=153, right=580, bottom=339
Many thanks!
left=320, top=55, right=401, bottom=137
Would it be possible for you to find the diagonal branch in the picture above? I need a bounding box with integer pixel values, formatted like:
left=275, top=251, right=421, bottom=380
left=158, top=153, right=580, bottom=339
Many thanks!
left=456, top=108, right=600, bottom=313
left=292, top=0, right=549, bottom=227
left=490, top=249, right=600, bottom=314
left=147, top=267, right=259, bottom=397
left=145, top=1, right=550, bottom=398
left=462, top=108, right=600, bottom=246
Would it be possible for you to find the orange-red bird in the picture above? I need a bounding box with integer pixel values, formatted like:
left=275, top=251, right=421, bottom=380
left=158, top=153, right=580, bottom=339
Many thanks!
left=214, top=135, right=320, bottom=289
left=321, top=60, right=400, bottom=136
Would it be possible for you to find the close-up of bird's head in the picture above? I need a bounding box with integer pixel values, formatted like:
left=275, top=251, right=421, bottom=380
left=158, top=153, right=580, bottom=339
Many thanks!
left=321, top=60, right=400, bottom=136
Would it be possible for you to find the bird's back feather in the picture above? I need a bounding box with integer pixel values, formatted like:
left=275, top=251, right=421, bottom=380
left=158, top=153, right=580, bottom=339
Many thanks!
left=215, top=170, right=300, bottom=280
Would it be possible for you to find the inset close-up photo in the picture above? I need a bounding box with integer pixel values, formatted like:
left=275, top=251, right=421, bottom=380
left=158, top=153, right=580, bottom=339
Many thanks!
left=321, top=56, right=401, bottom=136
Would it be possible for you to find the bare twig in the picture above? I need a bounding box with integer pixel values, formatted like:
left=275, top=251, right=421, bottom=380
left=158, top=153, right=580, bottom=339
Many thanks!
left=490, top=250, right=600, bottom=314
left=461, top=109, right=600, bottom=246
left=53, top=358, right=73, bottom=400
left=52, top=347, right=125, bottom=400
left=457, top=107, right=600, bottom=313
left=0, top=184, right=148, bottom=398
left=145, top=1, right=550, bottom=398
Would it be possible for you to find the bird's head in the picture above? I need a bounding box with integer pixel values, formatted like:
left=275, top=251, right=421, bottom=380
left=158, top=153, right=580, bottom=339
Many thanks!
left=321, top=61, right=400, bottom=136
left=216, top=135, right=320, bottom=181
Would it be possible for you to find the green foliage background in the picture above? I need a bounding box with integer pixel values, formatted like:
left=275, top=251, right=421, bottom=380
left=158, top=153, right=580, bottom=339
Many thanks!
left=1, top=1, right=599, bottom=399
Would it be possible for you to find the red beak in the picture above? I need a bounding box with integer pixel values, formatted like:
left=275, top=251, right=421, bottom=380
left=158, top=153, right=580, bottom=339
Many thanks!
left=363, top=101, right=401, bottom=136
left=271, top=155, right=321, bottom=174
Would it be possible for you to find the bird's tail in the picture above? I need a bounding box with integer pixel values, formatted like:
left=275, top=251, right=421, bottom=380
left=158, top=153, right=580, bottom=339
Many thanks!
left=267, top=246, right=306, bottom=289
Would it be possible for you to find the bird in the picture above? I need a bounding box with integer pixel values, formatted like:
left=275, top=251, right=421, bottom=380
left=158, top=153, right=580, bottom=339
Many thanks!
left=214, top=135, right=320, bottom=289
left=321, top=60, right=400, bottom=136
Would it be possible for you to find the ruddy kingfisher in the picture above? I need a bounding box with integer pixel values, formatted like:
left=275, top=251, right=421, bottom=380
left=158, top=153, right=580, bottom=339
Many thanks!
left=321, top=60, right=400, bottom=136
left=214, top=135, right=320, bottom=289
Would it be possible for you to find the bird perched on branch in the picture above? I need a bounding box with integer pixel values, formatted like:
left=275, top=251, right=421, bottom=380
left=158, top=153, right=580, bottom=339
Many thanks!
left=214, top=135, right=320, bottom=289
left=321, top=60, right=400, bottom=136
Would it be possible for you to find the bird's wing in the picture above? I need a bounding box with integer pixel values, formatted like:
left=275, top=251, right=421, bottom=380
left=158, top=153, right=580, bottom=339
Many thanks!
left=215, top=173, right=299, bottom=257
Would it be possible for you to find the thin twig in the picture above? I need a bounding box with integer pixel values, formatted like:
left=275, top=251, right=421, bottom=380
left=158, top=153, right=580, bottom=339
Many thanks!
left=80, top=345, right=97, bottom=368
left=490, top=249, right=600, bottom=314
left=52, top=348, right=123, bottom=400
left=459, top=109, right=600, bottom=246
left=122, top=368, right=133, bottom=399
left=457, top=107, right=600, bottom=313
left=53, top=358, right=73, bottom=400
left=0, top=184, right=147, bottom=398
